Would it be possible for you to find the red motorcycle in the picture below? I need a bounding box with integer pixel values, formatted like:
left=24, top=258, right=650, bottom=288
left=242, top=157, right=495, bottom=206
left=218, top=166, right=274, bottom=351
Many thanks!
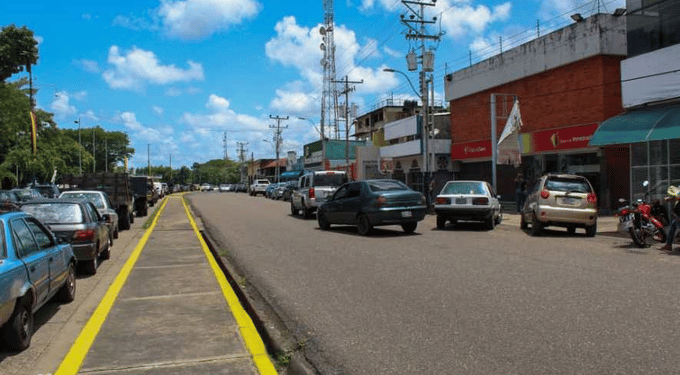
left=617, top=182, right=667, bottom=248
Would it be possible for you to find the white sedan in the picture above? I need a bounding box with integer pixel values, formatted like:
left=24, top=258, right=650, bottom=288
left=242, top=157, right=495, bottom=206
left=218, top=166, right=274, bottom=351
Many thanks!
left=434, top=180, right=502, bottom=230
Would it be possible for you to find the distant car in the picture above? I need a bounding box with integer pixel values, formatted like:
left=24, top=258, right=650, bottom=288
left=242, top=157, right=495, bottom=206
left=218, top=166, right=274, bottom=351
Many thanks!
left=317, top=179, right=427, bottom=235
left=10, top=188, right=43, bottom=202
left=0, top=190, right=21, bottom=212
left=0, top=211, right=76, bottom=351
left=520, top=173, right=598, bottom=236
left=265, top=183, right=279, bottom=198
left=200, top=183, right=212, bottom=192
left=20, top=199, right=112, bottom=274
left=250, top=179, right=271, bottom=196
left=282, top=181, right=298, bottom=201
left=58, top=190, right=120, bottom=240
left=291, top=171, right=348, bottom=218
left=218, top=184, right=230, bottom=192
left=29, top=183, right=60, bottom=198
left=434, top=180, right=502, bottom=230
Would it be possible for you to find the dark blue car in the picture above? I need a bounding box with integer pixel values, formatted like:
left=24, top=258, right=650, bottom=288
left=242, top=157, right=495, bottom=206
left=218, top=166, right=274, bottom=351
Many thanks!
left=0, top=211, right=76, bottom=351
left=317, top=179, right=427, bottom=235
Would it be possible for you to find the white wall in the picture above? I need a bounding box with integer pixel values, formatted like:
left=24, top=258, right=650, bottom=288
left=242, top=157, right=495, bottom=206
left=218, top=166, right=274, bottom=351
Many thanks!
left=621, top=43, right=680, bottom=108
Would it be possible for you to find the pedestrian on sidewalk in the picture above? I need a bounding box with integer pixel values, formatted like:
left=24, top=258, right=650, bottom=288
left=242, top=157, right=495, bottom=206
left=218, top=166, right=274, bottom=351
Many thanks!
left=514, top=172, right=526, bottom=213
left=660, top=187, right=680, bottom=253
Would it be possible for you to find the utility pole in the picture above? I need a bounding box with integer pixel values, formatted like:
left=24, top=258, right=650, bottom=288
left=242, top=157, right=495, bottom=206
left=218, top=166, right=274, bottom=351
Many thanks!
left=333, top=76, right=362, bottom=175
left=401, top=0, right=442, bottom=203
left=147, top=144, right=151, bottom=176
left=105, top=138, right=108, bottom=173
left=269, top=115, right=289, bottom=183
left=223, top=131, right=228, bottom=161
left=236, top=141, right=248, bottom=183
left=74, top=118, right=82, bottom=174
left=93, top=126, right=96, bottom=173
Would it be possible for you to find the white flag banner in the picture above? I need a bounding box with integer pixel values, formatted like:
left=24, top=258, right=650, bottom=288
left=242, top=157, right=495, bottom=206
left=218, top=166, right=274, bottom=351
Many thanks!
left=497, top=99, right=523, bottom=166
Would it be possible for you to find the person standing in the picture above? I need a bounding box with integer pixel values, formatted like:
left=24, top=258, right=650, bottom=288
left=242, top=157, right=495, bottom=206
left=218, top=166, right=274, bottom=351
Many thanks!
left=660, top=191, right=680, bottom=253
left=514, top=172, right=526, bottom=213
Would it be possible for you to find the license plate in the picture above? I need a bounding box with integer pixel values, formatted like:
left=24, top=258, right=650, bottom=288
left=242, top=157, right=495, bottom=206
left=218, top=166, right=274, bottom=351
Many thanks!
left=455, top=198, right=467, bottom=204
left=401, top=211, right=412, bottom=218
left=559, top=197, right=579, bottom=205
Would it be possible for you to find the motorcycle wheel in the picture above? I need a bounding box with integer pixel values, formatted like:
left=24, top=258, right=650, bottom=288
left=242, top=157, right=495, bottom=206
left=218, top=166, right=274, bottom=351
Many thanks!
left=652, top=228, right=667, bottom=243
left=630, top=227, right=646, bottom=248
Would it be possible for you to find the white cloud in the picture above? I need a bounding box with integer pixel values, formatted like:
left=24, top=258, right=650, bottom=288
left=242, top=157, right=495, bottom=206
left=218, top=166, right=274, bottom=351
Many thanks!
left=51, top=92, right=77, bottom=119
left=383, top=46, right=402, bottom=58
left=359, top=0, right=400, bottom=12
left=165, top=87, right=182, bottom=96
left=77, top=59, right=100, bottom=73
left=72, top=91, right=87, bottom=101
left=152, top=105, right=164, bottom=116
left=120, top=111, right=164, bottom=142
left=103, top=45, right=204, bottom=91
left=435, top=1, right=512, bottom=38
left=538, top=0, right=625, bottom=21
left=158, top=0, right=262, bottom=40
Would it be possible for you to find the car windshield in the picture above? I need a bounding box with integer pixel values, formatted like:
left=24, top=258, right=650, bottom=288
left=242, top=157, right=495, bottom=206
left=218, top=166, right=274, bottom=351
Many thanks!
left=12, top=189, right=35, bottom=200
left=367, top=180, right=408, bottom=192
left=315, top=174, right=347, bottom=187
left=545, top=177, right=592, bottom=193
left=0, top=192, right=16, bottom=202
left=441, top=182, right=487, bottom=195
left=61, top=192, right=106, bottom=209
left=21, top=203, right=84, bottom=224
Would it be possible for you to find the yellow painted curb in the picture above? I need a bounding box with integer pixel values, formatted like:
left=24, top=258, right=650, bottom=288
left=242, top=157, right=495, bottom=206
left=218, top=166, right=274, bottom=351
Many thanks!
left=55, top=197, right=170, bottom=375
left=181, top=197, right=278, bottom=375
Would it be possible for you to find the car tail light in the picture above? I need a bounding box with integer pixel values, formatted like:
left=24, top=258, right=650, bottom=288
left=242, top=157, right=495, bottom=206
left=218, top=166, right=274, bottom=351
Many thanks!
left=540, top=189, right=550, bottom=199
left=472, top=197, right=489, bottom=205
left=587, top=193, right=597, bottom=204
left=73, top=229, right=95, bottom=241
left=309, top=188, right=315, bottom=199
left=375, top=196, right=386, bottom=207
left=435, top=197, right=449, bottom=205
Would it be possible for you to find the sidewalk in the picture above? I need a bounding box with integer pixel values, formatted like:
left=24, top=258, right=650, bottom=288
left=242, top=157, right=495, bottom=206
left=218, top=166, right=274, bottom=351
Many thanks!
left=55, top=196, right=277, bottom=375
left=499, top=212, right=621, bottom=234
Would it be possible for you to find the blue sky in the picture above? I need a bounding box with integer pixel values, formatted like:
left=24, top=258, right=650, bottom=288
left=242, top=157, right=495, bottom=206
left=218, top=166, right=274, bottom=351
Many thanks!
left=2, top=0, right=624, bottom=170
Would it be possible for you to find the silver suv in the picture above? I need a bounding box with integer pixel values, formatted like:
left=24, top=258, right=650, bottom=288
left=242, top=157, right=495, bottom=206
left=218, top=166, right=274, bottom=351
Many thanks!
left=250, top=179, right=271, bottom=196
left=291, top=171, right=348, bottom=218
left=520, top=173, right=598, bottom=236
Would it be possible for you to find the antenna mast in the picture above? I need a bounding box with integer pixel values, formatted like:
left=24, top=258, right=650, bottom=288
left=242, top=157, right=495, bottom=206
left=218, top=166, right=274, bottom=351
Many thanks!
left=320, top=0, right=339, bottom=141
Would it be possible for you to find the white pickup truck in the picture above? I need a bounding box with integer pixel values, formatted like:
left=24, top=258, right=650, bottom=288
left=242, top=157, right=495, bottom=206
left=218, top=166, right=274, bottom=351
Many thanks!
left=250, top=179, right=271, bottom=196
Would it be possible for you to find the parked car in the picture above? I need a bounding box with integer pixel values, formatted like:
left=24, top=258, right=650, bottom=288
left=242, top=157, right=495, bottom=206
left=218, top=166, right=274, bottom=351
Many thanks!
left=218, top=184, right=230, bottom=192
left=20, top=199, right=112, bottom=274
left=29, top=183, right=61, bottom=198
left=291, top=171, right=348, bottom=218
left=0, top=190, right=21, bottom=212
left=434, top=180, right=502, bottom=229
left=282, top=181, right=298, bottom=201
left=0, top=211, right=76, bottom=351
left=10, top=188, right=43, bottom=202
left=520, top=173, right=598, bottom=236
left=265, top=183, right=279, bottom=199
left=200, top=183, right=212, bottom=192
left=316, top=179, right=427, bottom=235
left=59, top=190, right=120, bottom=239
left=250, top=179, right=271, bottom=196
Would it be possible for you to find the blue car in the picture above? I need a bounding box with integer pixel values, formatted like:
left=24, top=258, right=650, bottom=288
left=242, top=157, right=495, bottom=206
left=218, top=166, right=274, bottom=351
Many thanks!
left=0, top=211, right=77, bottom=351
left=317, top=179, right=427, bottom=235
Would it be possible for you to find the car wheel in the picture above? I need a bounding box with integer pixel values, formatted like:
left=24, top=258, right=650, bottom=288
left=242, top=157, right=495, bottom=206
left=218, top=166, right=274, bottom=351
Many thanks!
left=586, top=223, right=597, bottom=237
left=485, top=215, right=496, bottom=230
left=303, top=208, right=312, bottom=219
left=3, top=300, right=33, bottom=351
left=531, top=213, right=543, bottom=236
left=520, top=213, right=528, bottom=230
left=102, top=237, right=112, bottom=260
left=495, top=212, right=502, bottom=225
left=401, top=221, right=417, bottom=234
left=129, top=212, right=134, bottom=224
left=120, top=212, right=131, bottom=230
left=357, top=214, right=372, bottom=236
left=56, top=263, right=76, bottom=303
left=290, top=201, right=298, bottom=216
left=318, top=212, right=331, bottom=230
left=84, top=251, right=99, bottom=275
left=113, top=226, right=119, bottom=239
left=436, top=215, right=446, bottom=229
left=567, top=226, right=576, bottom=235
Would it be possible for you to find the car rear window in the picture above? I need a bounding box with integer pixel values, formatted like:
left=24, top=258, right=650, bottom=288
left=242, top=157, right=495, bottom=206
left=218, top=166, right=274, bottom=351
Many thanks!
left=314, top=173, right=347, bottom=187
left=441, top=182, right=487, bottom=195
left=21, top=203, right=84, bottom=224
left=367, top=180, right=408, bottom=192
left=61, top=192, right=105, bottom=209
left=544, top=177, right=592, bottom=193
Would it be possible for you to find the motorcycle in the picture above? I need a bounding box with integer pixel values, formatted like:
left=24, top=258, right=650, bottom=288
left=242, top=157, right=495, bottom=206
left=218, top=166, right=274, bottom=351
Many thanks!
left=617, top=181, right=667, bottom=248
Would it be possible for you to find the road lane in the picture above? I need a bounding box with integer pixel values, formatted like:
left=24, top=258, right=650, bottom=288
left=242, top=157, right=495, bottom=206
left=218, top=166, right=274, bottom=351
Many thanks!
left=190, top=192, right=680, bottom=375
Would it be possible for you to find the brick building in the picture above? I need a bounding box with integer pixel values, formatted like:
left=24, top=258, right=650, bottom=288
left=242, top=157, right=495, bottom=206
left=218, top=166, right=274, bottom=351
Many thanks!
left=445, top=13, right=628, bottom=212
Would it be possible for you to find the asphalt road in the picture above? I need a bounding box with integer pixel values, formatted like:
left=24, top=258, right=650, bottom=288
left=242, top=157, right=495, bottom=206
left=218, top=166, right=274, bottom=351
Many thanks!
left=190, top=192, right=680, bottom=375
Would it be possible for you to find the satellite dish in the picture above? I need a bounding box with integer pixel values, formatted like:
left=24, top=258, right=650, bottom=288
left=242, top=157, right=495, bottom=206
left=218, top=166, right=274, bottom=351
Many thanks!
left=320, top=59, right=326, bottom=67
left=320, top=43, right=325, bottom=51
left=319, top=26, right=326, bottom=35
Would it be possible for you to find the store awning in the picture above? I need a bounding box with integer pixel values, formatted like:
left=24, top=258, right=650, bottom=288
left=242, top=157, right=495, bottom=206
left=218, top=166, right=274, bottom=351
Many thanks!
left=589, top=104, right=680, bottom=146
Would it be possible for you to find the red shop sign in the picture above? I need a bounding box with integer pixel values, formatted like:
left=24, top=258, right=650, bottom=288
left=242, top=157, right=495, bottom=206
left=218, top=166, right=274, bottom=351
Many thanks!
left=451, top=139, right=492, bottom=160
left=531, top=123, right=598, bottom=153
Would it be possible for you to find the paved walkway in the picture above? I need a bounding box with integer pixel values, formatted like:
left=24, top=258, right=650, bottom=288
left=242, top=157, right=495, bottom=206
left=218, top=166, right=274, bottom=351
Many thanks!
left=54, top=196, right=277, bottom=375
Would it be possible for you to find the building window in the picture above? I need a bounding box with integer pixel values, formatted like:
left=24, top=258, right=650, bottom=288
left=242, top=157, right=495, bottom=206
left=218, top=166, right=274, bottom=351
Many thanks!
left=627, top=0, right=680, bottom=57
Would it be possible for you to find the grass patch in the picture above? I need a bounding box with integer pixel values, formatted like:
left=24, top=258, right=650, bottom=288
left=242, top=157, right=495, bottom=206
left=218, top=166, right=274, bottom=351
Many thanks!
left=142, top=199, right=164, bottom=229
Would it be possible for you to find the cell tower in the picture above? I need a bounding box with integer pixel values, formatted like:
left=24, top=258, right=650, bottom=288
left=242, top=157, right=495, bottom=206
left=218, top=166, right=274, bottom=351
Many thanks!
left=320, top=0, right=339, bottom=140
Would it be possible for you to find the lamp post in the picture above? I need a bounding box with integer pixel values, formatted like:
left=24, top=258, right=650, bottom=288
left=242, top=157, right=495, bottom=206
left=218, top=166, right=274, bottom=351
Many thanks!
left=383, top=68, right=421, bottom=98
left=74, top=118, right=82, bottom=174
left=298, top=116, right=326, bottom=170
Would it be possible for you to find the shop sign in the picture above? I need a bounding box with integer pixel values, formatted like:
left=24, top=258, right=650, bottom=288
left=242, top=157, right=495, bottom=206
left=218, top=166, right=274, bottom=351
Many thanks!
left=528, top=123, right=599, bottom=153
left=451, top=140, right=491, bottom=160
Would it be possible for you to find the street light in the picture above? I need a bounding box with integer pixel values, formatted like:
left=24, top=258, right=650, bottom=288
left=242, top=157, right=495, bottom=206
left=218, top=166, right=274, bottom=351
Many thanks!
left=74, top=118, right=82, bottom=174
left=298, top=117, right=327, bottom=170
left=383, top=68, right=421, bottom=99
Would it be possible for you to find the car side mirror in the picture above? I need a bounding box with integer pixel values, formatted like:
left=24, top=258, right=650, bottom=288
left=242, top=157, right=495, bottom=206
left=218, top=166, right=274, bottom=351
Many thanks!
left=102, top=214, right=112, bottom=223
left=56, top=233, right=70, bottom=244
left=497, top=195, right=501, bottom=200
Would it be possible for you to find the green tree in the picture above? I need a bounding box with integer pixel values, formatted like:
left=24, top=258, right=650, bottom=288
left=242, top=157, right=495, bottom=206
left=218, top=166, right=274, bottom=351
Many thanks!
left=0, top=24, right=39, bottom=82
